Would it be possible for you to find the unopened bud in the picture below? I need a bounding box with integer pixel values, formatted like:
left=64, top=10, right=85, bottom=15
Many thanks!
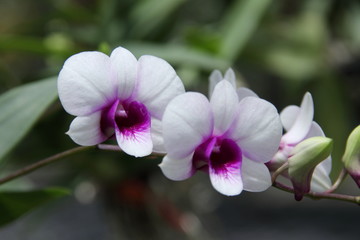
left=342, top=125, right=360, bottom=188
left=288, top=137, right=333, bottom=200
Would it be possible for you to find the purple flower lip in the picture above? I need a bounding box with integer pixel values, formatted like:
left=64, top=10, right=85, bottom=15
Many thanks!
left=100, top=100, right=150, bottom=139
left=193, top=137, right=242, bottom=176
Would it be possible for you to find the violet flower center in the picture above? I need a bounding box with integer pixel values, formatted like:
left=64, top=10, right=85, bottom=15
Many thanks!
left=193, top=137, right=242, bottom=174
left=100, top=100, right=150, bottom=138
left=115, top=101, right=150, bottom=136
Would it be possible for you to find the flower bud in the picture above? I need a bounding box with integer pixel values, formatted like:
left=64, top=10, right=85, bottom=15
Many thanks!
left=342, top=125, right=360, bottom=188
left=288, top=137, right=333, bottom=200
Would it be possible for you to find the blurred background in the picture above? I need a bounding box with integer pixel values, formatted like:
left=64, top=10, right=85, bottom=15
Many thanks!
left=0, top=0, right=359, bottom=239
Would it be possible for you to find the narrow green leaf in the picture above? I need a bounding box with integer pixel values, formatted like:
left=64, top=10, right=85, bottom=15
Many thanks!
left=129, top=0, right=187, bottom=38
left=0, top=187, right=69, bottom=227
left=125, top=42, right=230, bottom=71
left=219, top=0, right=272, bottom=61
left=0, top=77, right=58, bottom=161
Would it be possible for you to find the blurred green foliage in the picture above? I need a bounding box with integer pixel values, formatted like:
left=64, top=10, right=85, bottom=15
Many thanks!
left=0, top=77, right=57, bottom=162
left=0, top=0, right=359, bottom=234
left=0, top=187, right=69, bottom=226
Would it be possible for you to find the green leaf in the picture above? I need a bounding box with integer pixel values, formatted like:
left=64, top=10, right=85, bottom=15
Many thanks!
left=125, top=42, right=230, bottom=71
left=0, top=77, right=58, bottom=162
left=219, top=0, right=272, bottom=61
left=0, top=188, right=69, bottom=227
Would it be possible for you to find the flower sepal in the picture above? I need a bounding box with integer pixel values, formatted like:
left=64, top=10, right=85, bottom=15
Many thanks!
left=342, top=125, right=360, bottom=188
left=288, top=136, right=333, bottom=200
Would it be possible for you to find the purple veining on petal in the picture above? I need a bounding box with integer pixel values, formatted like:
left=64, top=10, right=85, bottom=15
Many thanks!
left=115, top=101, right=151, bottom=139
left=210, top=139, right=242, bottom=176
left=192, top=137, right=242, bottom=177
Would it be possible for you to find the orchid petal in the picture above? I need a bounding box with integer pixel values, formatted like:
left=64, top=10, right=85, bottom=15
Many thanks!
left=163, top=92, right=213, bottom=159
left=110, top=47, right=137, bottom=100
left=135, top=55, right=185, bottom=119
left=224, top=68, right=236, bottom=88
left=66, top=112, right=109, bottom=146
left=210, top=80, right=238, bottom=135
left=237, top=87, right=258, bottom=102
left=280, top=105, right=300, bottom=132
left=209, top=70, right=223, bottom=97
left=282, top=92, right=314, bottom=144
left=58, top=51, right=114, bottom=116
left=151, top=117, right=166, bottom=153
left=242, top=157, right=272, bottom=192
left=228, top=97, right=282, bottom=163
left=159, top=154, right=194, bottom=181
left=311, top=163, right=332, bottom=192
left=115, top=126, right=153, bottom=157
left=209, top=162, right=243, bottom=196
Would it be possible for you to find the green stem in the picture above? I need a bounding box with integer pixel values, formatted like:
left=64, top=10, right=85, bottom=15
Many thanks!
left=0, top=146, right=94, bottom=185
left=273, top=181, right=360, bottom=205
left=325, top=168, right=348, bottom=193
left=271, top=162, right=289, bottom=183
left=97, top=144, right=122, bottom=152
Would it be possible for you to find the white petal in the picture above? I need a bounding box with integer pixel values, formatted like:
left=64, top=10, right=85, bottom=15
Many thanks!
left=159, top=154, right=194, bottom=181
left=228, top=97, right=282, bottom=163
left=110, top=47, right=138, bottom=100
left=282, top=92, right=314, bottom=144
left=237, top=87, right=258, bottom=102
left=210, top=80, right=238, bottom=135
left=209, top=69, right=223, bottom=97
left=151, top=117, right=166, bottom=153
left=58, top=51, right=115, bottom=116
left=115, top=126, right=153, bottom=157
left=209, top=163, right=243, bottom=196
left=135, top=55, right=185, bottom=119
left=242, top=157, right=271, bottom=192
left=163, top=92, right=213, bottom=159
left=280, top=105, right=300, bottom=132
left=66, top=112, right=108, bottom=146
left=306, top=122, right=325, bottom=138
left=224, top=68, right=236, bottom=88
left=311, top=163, right=332, bottom=192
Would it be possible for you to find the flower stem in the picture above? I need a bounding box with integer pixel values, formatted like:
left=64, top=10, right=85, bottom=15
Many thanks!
left=0, top=146, right=94, bottom=185
left=97, top=144, right=122, bottom=152
left=273, top=181, right=360, bottom=205
left=325, top=168, right=348, bottom=193
left=271, top=162, right=289, bottom=183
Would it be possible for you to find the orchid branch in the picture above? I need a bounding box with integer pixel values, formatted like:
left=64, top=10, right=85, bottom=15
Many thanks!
left=0, top=144, right=164, bottom=186
left=0, top=146, right=94, bottom=185
left=273, top=181, right=360, bottom=205
left=97, top=144, right=122, bottom=152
